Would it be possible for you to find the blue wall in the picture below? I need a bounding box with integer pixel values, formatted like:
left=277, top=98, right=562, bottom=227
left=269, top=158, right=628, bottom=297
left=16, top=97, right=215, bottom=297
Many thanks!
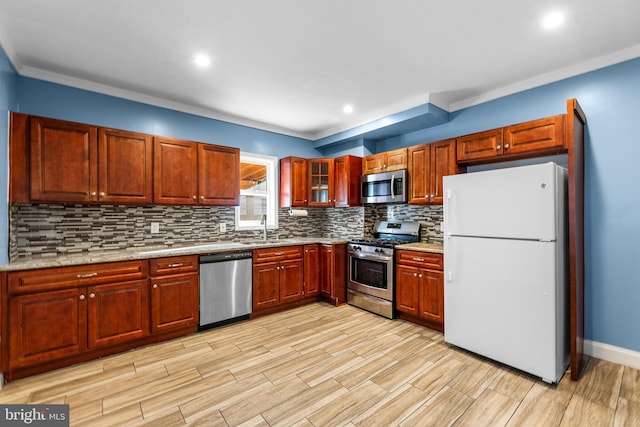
left=16, top=77, right=319, bottom=159
left=3, top=40, right=640, bottom=354
left=0, top=45, right=18, bottom=265
left=378, top=58, right=640, bottom=354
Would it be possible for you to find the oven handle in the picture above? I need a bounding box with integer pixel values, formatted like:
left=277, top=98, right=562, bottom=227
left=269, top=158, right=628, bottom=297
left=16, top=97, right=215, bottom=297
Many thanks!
left=348, top=252, right=393, bottom=263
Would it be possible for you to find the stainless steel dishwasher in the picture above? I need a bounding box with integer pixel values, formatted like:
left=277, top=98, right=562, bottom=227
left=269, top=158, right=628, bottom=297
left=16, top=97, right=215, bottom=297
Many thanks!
left=199, top=251, right=252, bottom=330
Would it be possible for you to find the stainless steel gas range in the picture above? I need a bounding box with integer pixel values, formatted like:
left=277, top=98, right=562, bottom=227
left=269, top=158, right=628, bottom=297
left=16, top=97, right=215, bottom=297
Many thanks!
left=347, top=221, right=420, bottom=318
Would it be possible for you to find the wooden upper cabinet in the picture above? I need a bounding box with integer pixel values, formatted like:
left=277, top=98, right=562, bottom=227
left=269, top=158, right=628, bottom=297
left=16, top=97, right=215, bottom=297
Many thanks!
left=153, top=136, right=198, bottom=205
left=408, top=139, right=456, bottom=205
left=19, top=115, right=152, bottom=204
left=308, top=158, right=334, bottom=207
left=457, top=128, right=504, bottom=163
left=280, top=156, right=308, bottom=207
left=98, top=128, right=153, bottom=204
left=30, top=116, right=98, bottom=203
left=408, top=144, right=430, bottom=204
left=198, top=143, right=240, bottom=205
left=457, top=115, right=565, bottom=164
left=362, top=148, right=407, bottom=175
left=504, top=115, right=565, bottom=155
left=430, top=139, right=457, bottom=204
left=334, top=155, right=362, bottom=207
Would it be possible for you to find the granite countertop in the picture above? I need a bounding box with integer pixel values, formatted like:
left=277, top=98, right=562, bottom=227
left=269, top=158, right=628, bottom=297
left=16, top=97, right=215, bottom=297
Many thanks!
left=2, top=237, right=350, bottom=272
left=395, top=242, right=444, bottom=254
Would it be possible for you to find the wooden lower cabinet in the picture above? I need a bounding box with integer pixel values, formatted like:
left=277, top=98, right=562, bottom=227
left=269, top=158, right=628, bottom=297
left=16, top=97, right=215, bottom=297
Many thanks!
left=87, top=280, right=149, bottom=348
left=320, top=243, right=347, bottom=306
left=4, top=258, right=198, bottom=380
left=252, top=246, right=305, bottom=316
left=395, top=250, right=444, bottom=332
left=303, top=244, right=320, bottom=296
left=149, top=256, right=199, bottom=333
left=9, top=288, right=87, bottom=368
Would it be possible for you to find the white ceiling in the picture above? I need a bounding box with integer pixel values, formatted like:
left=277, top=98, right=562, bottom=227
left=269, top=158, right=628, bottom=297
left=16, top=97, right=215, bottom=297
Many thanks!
left=1, top=0, right=639, bottom=140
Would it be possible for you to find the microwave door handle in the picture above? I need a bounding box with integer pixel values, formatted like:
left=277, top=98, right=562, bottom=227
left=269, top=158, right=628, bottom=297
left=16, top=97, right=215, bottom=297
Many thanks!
left=391, top=174, right=395, bottom=199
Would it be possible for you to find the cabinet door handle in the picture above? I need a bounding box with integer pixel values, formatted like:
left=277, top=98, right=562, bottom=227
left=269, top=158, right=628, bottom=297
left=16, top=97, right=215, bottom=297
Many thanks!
left=89, top=293, right=96, bottom=298
left=90, top=191, right=97, bottom=196
left=192, top=195, right=197, bottom=200
left=153, top=284, right=158, bottom=289
left=504, top=143, right=510, bottom=149
left=77, top=272, right=98, bottom=278
left=200, top=195, right=204, bottom=199
left=496, top=145, right=502, bottom=150
left=167, top=263, right=183, bottom=268
left=79, top=295, right=85, bottom=300
left=99, top=192, right=105, bottom=197
left=413, top=273, right=418, bottom=277
left=419, top=274, right=423, bottom=278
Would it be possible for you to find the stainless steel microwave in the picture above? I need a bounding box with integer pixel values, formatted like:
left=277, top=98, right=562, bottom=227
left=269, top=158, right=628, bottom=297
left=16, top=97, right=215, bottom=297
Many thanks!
left=360, top=169, right=408, bottom=204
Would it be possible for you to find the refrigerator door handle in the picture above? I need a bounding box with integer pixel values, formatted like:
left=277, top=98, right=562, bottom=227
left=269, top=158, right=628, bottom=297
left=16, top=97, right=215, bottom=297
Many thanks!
left=445, top=189, right=453, bottom=235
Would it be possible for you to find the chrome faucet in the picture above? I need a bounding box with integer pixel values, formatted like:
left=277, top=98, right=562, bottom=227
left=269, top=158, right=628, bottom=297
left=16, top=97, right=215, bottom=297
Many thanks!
left=260, top=214, right=267, bottom=241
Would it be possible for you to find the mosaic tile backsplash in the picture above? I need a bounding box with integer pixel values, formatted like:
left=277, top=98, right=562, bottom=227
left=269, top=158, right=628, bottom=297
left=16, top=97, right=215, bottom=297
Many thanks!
left=9, top=203, right=444, bottom=261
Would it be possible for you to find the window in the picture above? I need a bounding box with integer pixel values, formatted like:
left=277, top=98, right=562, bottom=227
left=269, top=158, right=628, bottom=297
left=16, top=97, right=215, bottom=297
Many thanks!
left=235, top=152, right=278, bottom=231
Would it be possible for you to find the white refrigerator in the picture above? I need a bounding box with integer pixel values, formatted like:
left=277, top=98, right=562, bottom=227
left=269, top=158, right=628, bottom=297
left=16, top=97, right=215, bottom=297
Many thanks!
left=443, top=162, right=569, bottom=383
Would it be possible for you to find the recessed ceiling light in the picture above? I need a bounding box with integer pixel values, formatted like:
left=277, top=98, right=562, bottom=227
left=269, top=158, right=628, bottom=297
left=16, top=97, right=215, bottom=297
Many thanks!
left=343, top=104, right=354, bottom=114
left=194, top=54, right=210, bottom=67
left=542, top=11, right=565, bottom=30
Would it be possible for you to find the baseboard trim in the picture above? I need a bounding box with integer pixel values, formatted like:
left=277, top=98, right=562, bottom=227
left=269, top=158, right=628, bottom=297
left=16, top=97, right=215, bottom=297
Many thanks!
left=584, top=339, right=640, bottom=370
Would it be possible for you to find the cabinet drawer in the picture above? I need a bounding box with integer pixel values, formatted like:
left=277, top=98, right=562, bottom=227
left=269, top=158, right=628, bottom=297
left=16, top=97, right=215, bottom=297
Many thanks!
left=253, top=245, right=304, bottom=263
left=149, top=255, right=198, bottom=276
left=396, top=250, right=443, bottom=270
left=8, top=260, right=148, bottom=294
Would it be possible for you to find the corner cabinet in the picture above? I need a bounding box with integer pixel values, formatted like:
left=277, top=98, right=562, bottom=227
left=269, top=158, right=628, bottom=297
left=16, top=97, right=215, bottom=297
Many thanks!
left=320, top=243, right=347, bottom=306
left=395, top=250, right=444, bottom=332
left=303, top=244, right=320, bottom=296
left=154, top=136, right=239, bottom=205
left=408, top=139, right=456, bottom=205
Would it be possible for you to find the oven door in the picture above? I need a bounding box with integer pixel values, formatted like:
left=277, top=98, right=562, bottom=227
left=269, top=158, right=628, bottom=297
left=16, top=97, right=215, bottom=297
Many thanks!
left=347, top=251, right=393, bottom=301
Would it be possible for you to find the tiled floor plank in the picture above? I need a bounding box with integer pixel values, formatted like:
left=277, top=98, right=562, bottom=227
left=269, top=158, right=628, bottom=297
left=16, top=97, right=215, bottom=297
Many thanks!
left=0, top=302, right=631, bottom=426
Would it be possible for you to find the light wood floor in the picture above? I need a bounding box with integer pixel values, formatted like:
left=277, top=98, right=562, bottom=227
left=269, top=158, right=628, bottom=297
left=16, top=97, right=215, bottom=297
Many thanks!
left=1, top=302, right=638, bottom=426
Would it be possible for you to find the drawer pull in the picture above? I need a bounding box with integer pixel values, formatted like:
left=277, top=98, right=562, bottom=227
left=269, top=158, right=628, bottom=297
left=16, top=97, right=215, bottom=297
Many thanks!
left=167, top=263, right=183, bottom=268
left=412, top=257, right=425, bottom=262
left=274, top=252, right=284, bottom=256
left=77, top=272, right=98, bottom=278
